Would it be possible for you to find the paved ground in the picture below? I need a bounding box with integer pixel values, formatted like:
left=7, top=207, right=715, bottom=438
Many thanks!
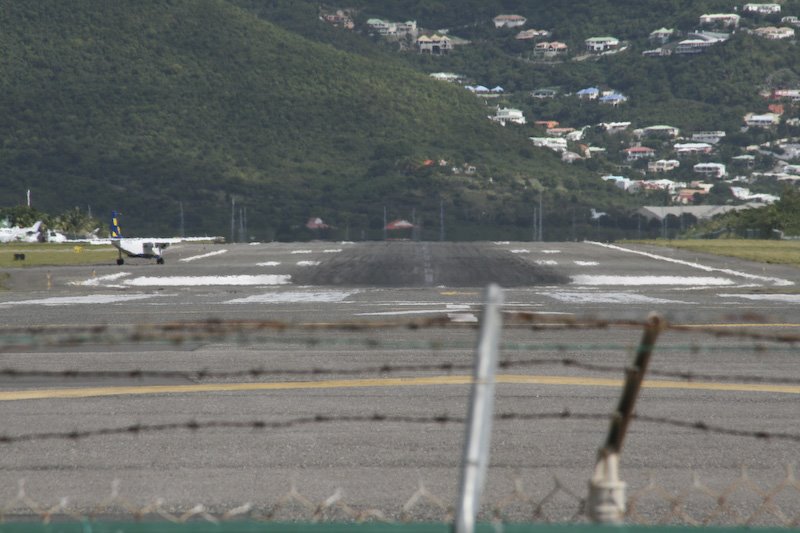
left=0, top=241, right=798, bottom=523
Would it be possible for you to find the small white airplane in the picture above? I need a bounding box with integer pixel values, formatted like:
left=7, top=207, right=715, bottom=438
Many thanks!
left=0, top=220, right=44, bottom=243
left=109, top=211, right=222, bottom=265
left=109, top=211, right=185, bottom=265
left=590, top=208, right=608, bottom=220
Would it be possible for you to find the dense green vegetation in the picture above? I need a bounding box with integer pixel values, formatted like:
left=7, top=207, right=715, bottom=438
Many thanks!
left=2, top=0, right=800, bottom=240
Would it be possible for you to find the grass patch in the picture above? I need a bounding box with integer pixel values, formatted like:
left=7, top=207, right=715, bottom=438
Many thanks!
left=0, top=243, right=118, bottom=268
left=624, top=239, right=800, bottom=268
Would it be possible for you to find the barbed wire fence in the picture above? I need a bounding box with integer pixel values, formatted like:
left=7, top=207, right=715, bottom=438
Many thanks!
left=0, top=290, right=798, bottom=527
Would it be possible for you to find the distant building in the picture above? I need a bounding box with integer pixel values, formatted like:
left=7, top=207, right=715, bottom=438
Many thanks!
left=699, top=14, right=740, bottom=27
left=416, top=34, right=452, bottom=54
left=491, top=107, right=526, bottom=125
left=530, top=137, right=567, bottom=152
left=516, top=29, right=550, bottom=40
left=531, top=88, right=558, bottom=98
left=674, top=143, right=713, bottom=156
left=691, top=131, right=726, bottom=144
left=493, top=14, right=527, bottom=28
left=635, top=125, right=680, bottom=138
left=585, top=36, right=620, bottom=53
left=743, top=3, right=781, bottom=15
left=624, top=146, right=656, bottom=161
left=693, top=162, right=727, bottom=179
left=576, top=87, right=600, bottom=100
left=744, top=112, right=781, bottom=127
left=534, top=41, right=568, bottom=57
left=649, top=27, right=675, bottom=44
left=648, top=159, right=680, bottom=172
left=753, top=26, right=794, bottom=40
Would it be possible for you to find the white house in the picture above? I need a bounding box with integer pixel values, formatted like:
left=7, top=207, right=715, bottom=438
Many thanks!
left=699, top=14, right=740, bottom=27
left=534, top=41, right=568, bottom=57
left=530, top=137, right=567, bottom=152
left=648, top=159, right=680, bottom=172
left=693, top=162, right=727, bottom=178
left=625, top=146, right=656, bottom=161
left=649, top=27, right=675, bottom=44
left=491, top=107, right=526, bottom=125
left=754, top=26, right=795, bottom=40
left=691, top=131, right=726, bottom=144
left=635, top=125, right=680, bottom=138
left=493, top=14, right=527, bottom=28
left=674, top=143, right=713, bottom=155
left=744, top=112, right=781, bottom=127
left=585, top=37, right=620, bottom=53
left=743, top=4, right=781, bottom=15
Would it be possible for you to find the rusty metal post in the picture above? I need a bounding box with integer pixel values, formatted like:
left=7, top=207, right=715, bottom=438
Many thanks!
left=454, top=284, right=503, bottom=533
left=588, top=312, right=664, bottom=524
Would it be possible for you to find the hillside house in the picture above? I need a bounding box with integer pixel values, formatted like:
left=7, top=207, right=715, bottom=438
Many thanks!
left=534, top=120, right=560, bottom=129
left=321, top=10, right=354, bottom=29
left=754, top=26, right=794, bottom=39
left=531, top=88, right=558, bottom=98
left=429, top=72, right=465, bottom=83
left=530, top=137, right=567, bottom=152
left=691, top=131, right=726, bottom=144
left=635, top=125, right=680, bottom=138
left=648, top=159, right=680, bottom=172
left=693, top=162, right=727, bottom=178
left=534, top=41, right=568, bottom=57
left=649, top=27, right=675, bottom=44
left=674, top=143, right=713, bottom=156
left=493, top=14, right=527, bottom=28
left=675, top=188, right=709, bottom=204
left=598, top=122, right=631, bottom=133
left=674, top=32, right=729, bottom=54
left=642, top=47, right=673, bottom=57
left=743, top=3, right=781, bottom=15
left=599, top=92, right=627, bottom=106
left=585, top=37, right=620, bottom=53
left=576, top=87, right=599, bottom=100
left=625, top=146, right=656, bottom=161
left=699, top=14, right=740, bottom=27
left=417, top=34, right=452, bottom=54
left=491, top=107, right=526, bottom=125
left=516, top=29, right=550, bottom=40
left=781, top=16, right=800, bottom=26
left=770, top=89, right=800, bottom=101
left=744, top=112, right=780, bottom=127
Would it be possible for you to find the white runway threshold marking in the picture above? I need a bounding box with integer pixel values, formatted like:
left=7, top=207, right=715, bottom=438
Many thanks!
left=544, top=291, right=690, bottom=304
left=0, top=294, right=163, bottom=306
left=226, top=290, right=357, bottom=304
left=122, top=275, right=291, bottom=286
left=571, top=275, right=733, bottom=286
left=71, top=272, right=131, bottom=286
left=587, top=241, right=794, bottom=287
left=179, top=249, right=228, bottom=262
left=719, top=293, right=800, bottom=303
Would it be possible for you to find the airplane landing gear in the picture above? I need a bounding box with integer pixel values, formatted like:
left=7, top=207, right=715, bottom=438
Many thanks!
left=156, top=257, right=164, bottom=264
left=117, top=258, right=124, bottom=265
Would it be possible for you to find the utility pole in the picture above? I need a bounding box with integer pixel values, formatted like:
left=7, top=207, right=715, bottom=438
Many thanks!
left=230, top=197, right=236, bottom=243
left=179, top=201, right=185, bottom=238
left=383, top=206, right=387, bottom=241
left=440, top=200, right=445, bottom=242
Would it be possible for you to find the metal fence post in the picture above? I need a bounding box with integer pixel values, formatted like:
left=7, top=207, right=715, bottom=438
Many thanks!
left=588, top=312, right=664, bottom=524
left=454, top=284, right=504, bottom=533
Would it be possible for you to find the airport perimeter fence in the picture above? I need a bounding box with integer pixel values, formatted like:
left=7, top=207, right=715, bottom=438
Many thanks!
left=0, top=286, right=799, bottom=531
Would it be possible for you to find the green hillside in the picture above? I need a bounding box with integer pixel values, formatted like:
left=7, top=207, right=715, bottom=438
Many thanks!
left=0, top=0, right=611, bottom=240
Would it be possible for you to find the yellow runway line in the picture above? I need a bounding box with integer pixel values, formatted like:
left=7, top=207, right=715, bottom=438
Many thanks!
left=1, top=374, right=798, bottom=401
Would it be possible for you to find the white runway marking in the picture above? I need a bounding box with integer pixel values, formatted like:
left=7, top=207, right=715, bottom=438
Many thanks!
left=510, top=249, right=530, bottom=254
left=0, top=294, right=162, bottom=306
left=226, top=290, right=357, bottom=304
left=290, top=250, right=313, bottom=254
left=71, top=272, right=131, bottom=286
left=574, top=261, right=599, bottom=266
left=257, top=261, right=281, bottom=266
left=572, top=275, right=733, bottom=286
left=356, top=309, right=453, bottom=316
left=542, top=250, right=561, bottom=254
left=122, top=275, right=290, bottom=286
left=588, top=241, right=794, bottom=286
left=719, top=293, right=800, bottom=303
left=544, top=291, right=689, bottom=304
left=179, top=249, right=228, bottom=262
left=323, top=249, right=342, bottom=253
left=296, top=260, right=321, bottom=266
left=535, top=259, right=558, bottom=266
left=448, top=313, right=478, bottom=322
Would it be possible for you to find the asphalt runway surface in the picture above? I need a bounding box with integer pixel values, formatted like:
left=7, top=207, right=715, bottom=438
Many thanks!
left=0, top=241, right=798, bottom=523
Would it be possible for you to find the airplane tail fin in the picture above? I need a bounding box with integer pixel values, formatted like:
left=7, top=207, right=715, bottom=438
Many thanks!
left=31, top=221, right=42, bottom=232
left=110, top=211, right=123, bottom=238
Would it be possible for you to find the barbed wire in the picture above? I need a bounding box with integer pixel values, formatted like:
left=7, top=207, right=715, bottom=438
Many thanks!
left=3, top=356, right=800, bottom=385
left=2, top=313, right=799, bottom=354
left=1, top=411, right=798, bottom=445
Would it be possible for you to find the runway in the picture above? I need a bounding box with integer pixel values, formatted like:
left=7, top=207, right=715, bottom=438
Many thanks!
left=0, top=241, right=798, bottom=522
